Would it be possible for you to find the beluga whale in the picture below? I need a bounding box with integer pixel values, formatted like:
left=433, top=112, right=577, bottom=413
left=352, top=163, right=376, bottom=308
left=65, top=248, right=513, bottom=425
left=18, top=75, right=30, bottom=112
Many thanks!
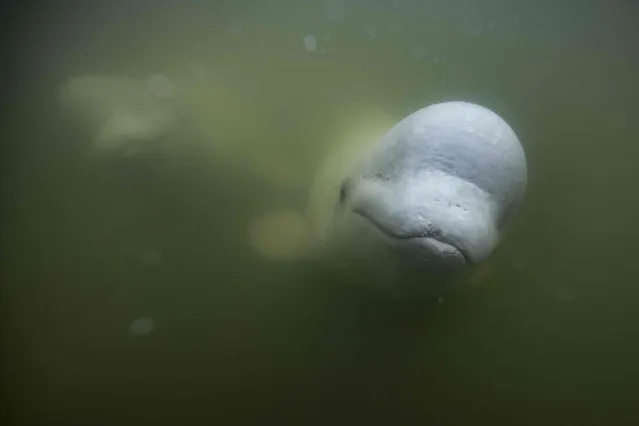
left=248, top=101, right=528, bottom=299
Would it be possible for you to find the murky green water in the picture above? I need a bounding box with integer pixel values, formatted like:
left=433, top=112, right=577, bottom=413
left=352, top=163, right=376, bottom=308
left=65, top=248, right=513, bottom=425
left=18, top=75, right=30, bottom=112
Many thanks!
left=2, top=1, right=639, bottom=425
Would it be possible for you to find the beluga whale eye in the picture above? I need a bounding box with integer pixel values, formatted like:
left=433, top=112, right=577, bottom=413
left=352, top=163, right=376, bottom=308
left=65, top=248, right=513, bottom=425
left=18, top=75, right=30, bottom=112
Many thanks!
left=339, top=179, right=350, bottom=204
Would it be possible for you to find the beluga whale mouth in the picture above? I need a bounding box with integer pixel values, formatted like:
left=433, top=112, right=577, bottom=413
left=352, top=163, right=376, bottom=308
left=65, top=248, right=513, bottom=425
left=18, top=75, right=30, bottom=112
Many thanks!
left=352, top=206, right=472, bottom=266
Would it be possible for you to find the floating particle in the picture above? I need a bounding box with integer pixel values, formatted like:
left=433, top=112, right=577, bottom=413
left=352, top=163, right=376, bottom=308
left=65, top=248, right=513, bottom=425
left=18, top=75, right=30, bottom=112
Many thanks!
left=303, top=35, right=318, bottom=53
left=229, top=22, right=243, bottom=36
left=190, top=63, right=210, bottom=83
left=550, top=288, right=575, bottom=303
left=147, top=74, right=174, bottom=99
left=129, top=317, right=154, bottom=336
left=412, top=44, right=425, bottom=60
left=248, top=210, right=309, bottom=261
left=325, top=0, right=345, bottom=23
left=140, top=250, right=161, bottom=265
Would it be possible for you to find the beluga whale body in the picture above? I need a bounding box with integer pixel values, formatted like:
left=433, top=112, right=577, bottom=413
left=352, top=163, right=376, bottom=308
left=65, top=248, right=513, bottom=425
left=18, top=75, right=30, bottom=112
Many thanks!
left=249, top=101, right=528, bottom=299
